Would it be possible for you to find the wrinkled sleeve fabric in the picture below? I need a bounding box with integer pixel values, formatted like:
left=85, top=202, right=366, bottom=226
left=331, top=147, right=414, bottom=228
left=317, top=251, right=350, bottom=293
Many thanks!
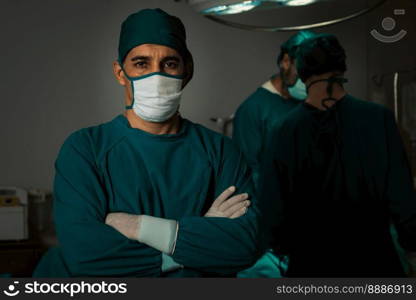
left=233, top=100, right=263, bottom=188
left=384, top=109, right=416, bottom=251
left=257, top=126, right=290, bottom=253
left=53, top=132, right=162, bottom=277
left=171, top=140, right=263, bottom=275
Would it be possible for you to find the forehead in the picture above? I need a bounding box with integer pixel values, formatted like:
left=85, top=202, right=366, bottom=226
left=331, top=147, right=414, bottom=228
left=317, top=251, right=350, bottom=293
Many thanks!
left=125, top=44, right=181, bottom=60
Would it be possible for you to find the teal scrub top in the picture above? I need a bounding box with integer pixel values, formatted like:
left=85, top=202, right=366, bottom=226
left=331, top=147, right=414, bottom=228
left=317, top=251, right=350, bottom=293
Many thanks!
left=33, top=115, right=262, bottom=277
left=233, top=86, right=300, bottom=189
left=260, top=95, right=416, bottom=277
left=233, top=85, right=300, bottom=278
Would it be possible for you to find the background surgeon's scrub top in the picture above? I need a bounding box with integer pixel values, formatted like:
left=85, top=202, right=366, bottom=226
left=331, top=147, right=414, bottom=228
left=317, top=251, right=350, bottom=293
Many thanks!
left=233, top=81, right=299, bottom=277
left=233, top=82, right=300, bottom=189
left=33, top=115, right=262, bottom=277
left=260, top=95, right=416, bottom=277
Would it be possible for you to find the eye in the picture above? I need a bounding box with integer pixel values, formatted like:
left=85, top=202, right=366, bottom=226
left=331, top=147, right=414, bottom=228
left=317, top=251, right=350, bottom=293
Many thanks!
left=164, top=61, right=179, bottom=69
left=134, top=61, right=147, bottom=69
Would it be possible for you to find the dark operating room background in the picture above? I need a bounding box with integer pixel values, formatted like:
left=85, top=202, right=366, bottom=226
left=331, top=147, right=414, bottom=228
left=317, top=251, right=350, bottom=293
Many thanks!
left=0, top=0, right=415, bottom=277
left=0, top=0, right=415, bottom=189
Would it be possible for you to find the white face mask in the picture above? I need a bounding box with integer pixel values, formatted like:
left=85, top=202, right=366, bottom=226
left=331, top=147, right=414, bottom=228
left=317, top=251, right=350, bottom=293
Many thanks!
left=125, top=71, right=183, bottom=123
left=288, top=77, right=308, bottom=101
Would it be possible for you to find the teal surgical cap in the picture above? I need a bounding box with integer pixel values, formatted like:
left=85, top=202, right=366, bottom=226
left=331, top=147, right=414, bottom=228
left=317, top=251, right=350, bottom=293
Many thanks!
left=296, top=33, right=347, bottom=82
left=118, top=8, right=193, bottom=66
left=277, top=30, right=317, bottom=65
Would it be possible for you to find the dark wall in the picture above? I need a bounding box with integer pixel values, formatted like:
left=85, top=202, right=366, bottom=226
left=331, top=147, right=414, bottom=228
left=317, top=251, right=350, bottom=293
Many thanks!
left=1, top=0, right=408, bottom=189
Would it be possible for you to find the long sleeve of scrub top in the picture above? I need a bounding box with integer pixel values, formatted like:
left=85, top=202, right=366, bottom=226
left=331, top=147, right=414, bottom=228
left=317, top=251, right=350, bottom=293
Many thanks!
left=232, top=100, right=263, bottom=189
left=171, top=148, right=263, bottom=275
left=232, top=87, right=299, bottom=191
left=256, top=128, right=290, bottom=253
left=384, top=109, right=416, bottom=252
left=52, top=137, right=163, bottom=277
left=52, top=121, right=262, bottom=277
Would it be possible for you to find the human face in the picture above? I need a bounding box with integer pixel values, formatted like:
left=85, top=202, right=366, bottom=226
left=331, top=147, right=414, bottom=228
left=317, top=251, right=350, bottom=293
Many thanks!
left=280, top=53, right=298, bottom=87
left=113, top=44, right=185, bottom=103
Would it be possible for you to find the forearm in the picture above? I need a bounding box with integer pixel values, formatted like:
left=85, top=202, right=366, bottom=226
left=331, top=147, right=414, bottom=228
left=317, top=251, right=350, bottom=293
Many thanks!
left=56, top=219, right=162, bottom=277
left=172, top=211, right=261, bottom=274
left=138, top=215, right=178, bottom=254
left=133, top=211, right=260, bottom=275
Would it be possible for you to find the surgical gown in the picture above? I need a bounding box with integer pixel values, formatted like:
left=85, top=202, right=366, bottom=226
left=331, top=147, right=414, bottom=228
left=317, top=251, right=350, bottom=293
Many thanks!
left=233, top=84, right=300, bottom=277
left=33, top=115, right=262, bottom=277
left=260, top=94, right=416, bottom=277
left=233, top=85, right=300, bottom=189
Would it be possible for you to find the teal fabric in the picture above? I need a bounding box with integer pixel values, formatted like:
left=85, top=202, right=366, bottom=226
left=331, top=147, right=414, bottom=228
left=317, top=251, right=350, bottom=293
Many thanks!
left=277, top=30, right=316, bottom=64
left=161, top=253, right=182, bottom=273
left=233, top=86, right=299, bottom=278
left=118, top=9, right=191, bottom=64
left=260, top=95, right=416, bottom=276
left=33, top=247, right=72, bottom=277
left=391, top=224, right=410, bottom=274
left=233, top=87, right=300, bottom=192
left=237, top=250, right=288, bottom=278
left=33, top=115, right=261, bottom=277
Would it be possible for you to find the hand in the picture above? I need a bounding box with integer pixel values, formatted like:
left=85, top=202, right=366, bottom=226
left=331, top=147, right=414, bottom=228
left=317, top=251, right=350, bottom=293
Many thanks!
left=105, top=212, right=141, bottom=240
left=205, top=186, right=250, bottom=219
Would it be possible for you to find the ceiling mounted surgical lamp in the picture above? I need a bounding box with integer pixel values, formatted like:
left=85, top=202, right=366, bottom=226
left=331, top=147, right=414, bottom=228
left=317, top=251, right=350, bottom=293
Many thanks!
left=186, top=0, right=387, bottom=31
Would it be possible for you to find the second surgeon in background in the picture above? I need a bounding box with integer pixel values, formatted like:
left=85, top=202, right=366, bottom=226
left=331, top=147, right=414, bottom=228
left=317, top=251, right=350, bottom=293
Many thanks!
left=233, top=30, right=316, bottom=190
left=260, top=33, right=416, bottom=277
left=234, top=31, right=315, bottom=278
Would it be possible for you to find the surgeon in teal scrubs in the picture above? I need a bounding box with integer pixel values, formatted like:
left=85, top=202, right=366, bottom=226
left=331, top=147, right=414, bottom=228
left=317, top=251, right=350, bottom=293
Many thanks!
left=33, top=8, right=262, bottom=277
left=260, top=33, right=416, bottom=277
left=234, top=31, right=315, bottom=278
left=233, top=30, right=316, bottom=190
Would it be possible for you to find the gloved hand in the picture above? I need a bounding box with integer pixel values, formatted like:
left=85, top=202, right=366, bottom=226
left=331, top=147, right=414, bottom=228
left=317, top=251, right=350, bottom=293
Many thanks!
left=105, top=185, right=251, bottom=254
left=205, top=186, right=251, bottom=219
left=106, top=213, right=178, bottom=254
left=105, top=212, right=141, bottom=240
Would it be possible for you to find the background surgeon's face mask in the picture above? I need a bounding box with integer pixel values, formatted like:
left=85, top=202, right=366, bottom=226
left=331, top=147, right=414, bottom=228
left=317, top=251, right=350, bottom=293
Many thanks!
left=288, top=77, right=308, bottom=101
left=124, top=71, right=183, bottom=123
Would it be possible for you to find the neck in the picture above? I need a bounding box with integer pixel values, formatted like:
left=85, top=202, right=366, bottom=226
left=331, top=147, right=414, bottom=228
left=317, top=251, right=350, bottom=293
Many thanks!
left=305, top=77, right=347, bottom=110
left=271, top=75, right=290, bottom=99
left=124, top=110, right=181, bottom=135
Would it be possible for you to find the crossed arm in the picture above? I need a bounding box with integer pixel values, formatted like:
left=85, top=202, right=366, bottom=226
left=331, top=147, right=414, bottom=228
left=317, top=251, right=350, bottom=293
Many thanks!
left=106, top=185, right=250, bottom=243
left=105, top=186, right=251, bottom=272
left=53, top=134, right=262, bottom=277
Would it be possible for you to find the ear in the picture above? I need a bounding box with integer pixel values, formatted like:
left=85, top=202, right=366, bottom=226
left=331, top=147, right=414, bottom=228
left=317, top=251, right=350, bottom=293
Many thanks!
left=281, top=53, right=291, bottom=71
left=113, top=61, right=128, bottom=86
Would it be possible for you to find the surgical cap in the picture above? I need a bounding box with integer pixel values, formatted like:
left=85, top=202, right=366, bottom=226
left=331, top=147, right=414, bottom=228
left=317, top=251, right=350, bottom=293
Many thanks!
left=277, top=30, right=316, bottom=65
left=295, top=33, right=347, bottom=82
left=118, top=8, right=193, bottom=66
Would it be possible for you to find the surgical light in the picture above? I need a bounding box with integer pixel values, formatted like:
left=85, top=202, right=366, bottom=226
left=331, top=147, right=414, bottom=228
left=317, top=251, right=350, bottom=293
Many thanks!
left=285, top=0, right=318, bottom=6
left=186, top=0, right=387, bottom=32
left=201, top=1, right=261, bottom=15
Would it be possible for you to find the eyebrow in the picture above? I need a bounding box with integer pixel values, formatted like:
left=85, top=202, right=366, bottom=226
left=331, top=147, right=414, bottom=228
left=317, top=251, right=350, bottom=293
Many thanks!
left=130, top=55, right=181, bottom=63
left=161, top=56, right=181, bottom=63
left=130, top=56, right=150, bottom=62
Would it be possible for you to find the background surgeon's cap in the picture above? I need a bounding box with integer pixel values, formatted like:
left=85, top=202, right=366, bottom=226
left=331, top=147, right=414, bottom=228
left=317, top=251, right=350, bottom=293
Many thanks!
left=118, top=8, right=193, bottom=81
left=295, top=33, right=347, bottom=82
left=277, top=30, right=316, bottom=66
